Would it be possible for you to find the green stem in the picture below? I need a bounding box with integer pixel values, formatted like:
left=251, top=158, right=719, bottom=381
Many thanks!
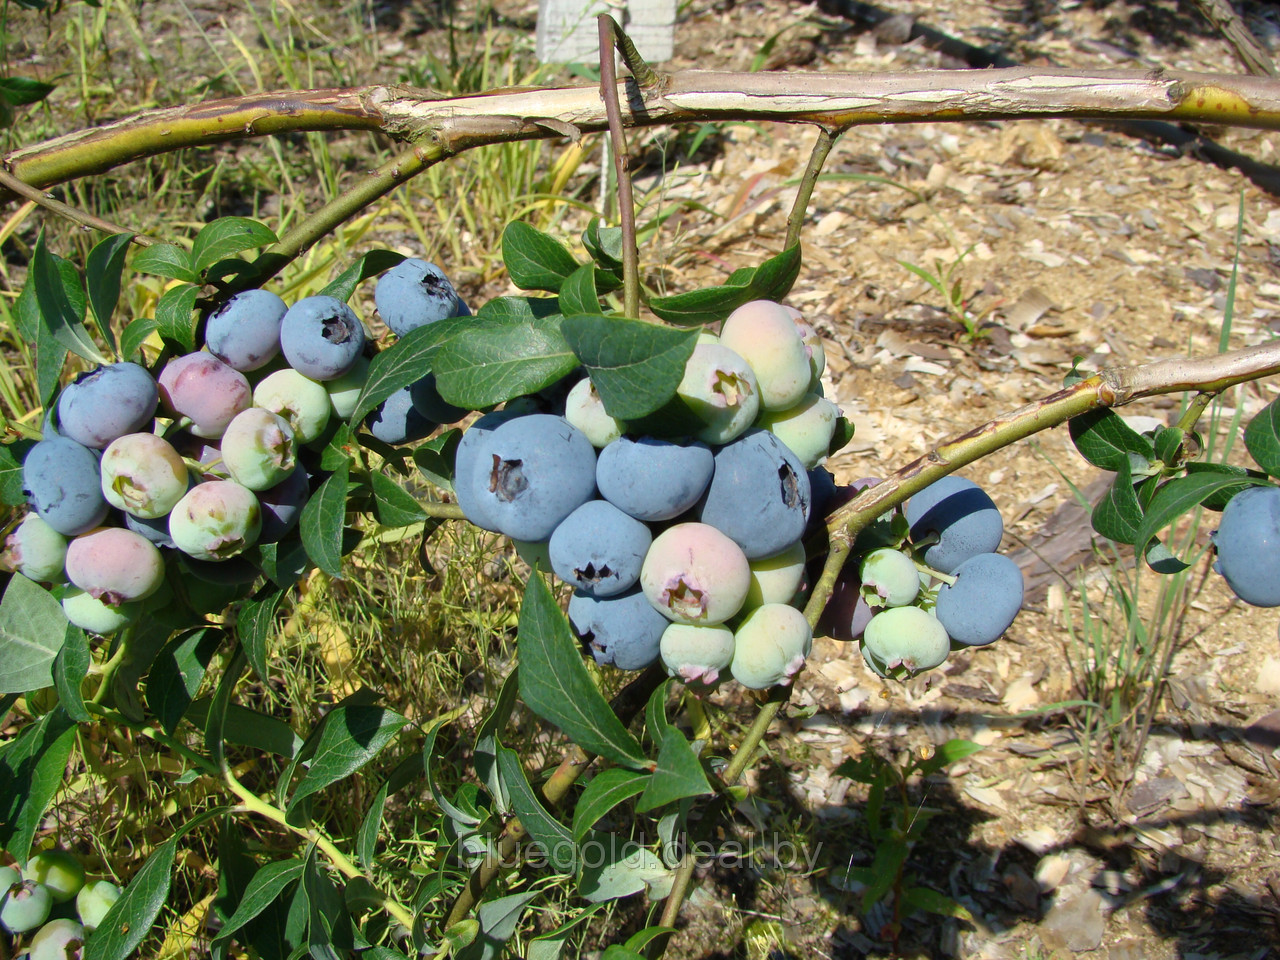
left=89, top=630, right=132, bottom=707
left=84, top=703, right=221, bottom=777
left=0, top=167, right=158, bottom=245
left=421, top=501, right=467, bottom=520
left=785, top=125, right=845, bottom=250
left=223, top=766, right=416, bottom=930
left=597, top=15, right=641, bottom=320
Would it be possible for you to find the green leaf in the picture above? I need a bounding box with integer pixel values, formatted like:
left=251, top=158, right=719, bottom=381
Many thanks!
left=583, top=218, right=623, bottom=268
left=601, top=949, right=647, bottom=960
left=747, top=244, right=802, bottom=301
left=433, top=316, right=577, bottom=409
left=1245, top=397, right=1280, bottom=479
left=899, top=884, right=973, bottom=921
left=119, top=317, right=158, bottom=363
left=147, top=627, right=223, bottom=735
left=0, top=573, right=71, bottom=694
left=644, top=679, right=672, bottom=744
left=1185, top=461, right=1260, bottom=510
left=558, top=264, right=603, bottom=317
left=637, top=725, right=713, bottom=812
left=861, top=836, right=909, bottom=911
left=1144, top=539, right=1190, bottom=575
left=303, top=844, right=353, bottom=956
left=204, top=651, right=244, bottom=773
left=215, top=859, right=304, bottom=946
left=154, top=283, right=201, bottom=353
left=1153, top=426, right=1185, bottom=468
left=422, top=713, right=482, bottom=827
left=350, top=319, right=467, bottom=426
left=577, top=837, right=673, bottom=903
left=236, top=586, right=286, bottom=682
left=192, top=218, right=278, bottom=275
left=1091, top=457, right=1142, bottom=545
left=623, top=927, right=676, bottom=953
left=560, top=315, right=698, bottom=420
left=647, top=284, right=756, bottom=327
left=912, top=738, right=983, bottom=779
left=300, top=461, right=350, bottom=579
left=33, top=231, right=106, bottom=365
left=473, top=667, right=520, bottom=812
left=517, top=574, right=648, bottom=770
left=370, top=471, right=426, bottom=527
left=496, top=742, right=576, bottom=872
left=503, top=222, right=580, bottom=293
left=572, top=768, right=650, bottom=841
left=0, top=706, right=77, bottom=862
left=83, top=838, right=177, bottom=960
left=85, top=232, right=133, bottom=357
left=52, top=625, right=90, bottom=722
left=413, top=428, right=461, bottom=493
left=185, top=699, right=302, bottom=760
left=1069, top=408, right=1155, bottom=472
left=0, top=76, right=55, bottom=106
left=1132, top=472, right=1254, bottom=557
left=286, top=705, right=409, bottom=815
left=320, top=250, right=406, bottom=302
left=456, top=890, right=541, bottom=960
left=0, top=439, right=33, bottom=506
left=132, top=243, right=198, bottom=283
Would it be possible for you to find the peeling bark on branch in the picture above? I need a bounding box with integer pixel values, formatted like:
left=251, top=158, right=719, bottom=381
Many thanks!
left=7, top=67, right=1280, bottom=192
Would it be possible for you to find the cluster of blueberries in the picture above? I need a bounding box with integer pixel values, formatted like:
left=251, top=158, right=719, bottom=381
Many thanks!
left=818, top=475, right=1024, bottom=679
left=1, top=849, right=120, bottom=959
left=451, top=298, right=1025, bottom=688
left=5, top=260, right=468, bottom=634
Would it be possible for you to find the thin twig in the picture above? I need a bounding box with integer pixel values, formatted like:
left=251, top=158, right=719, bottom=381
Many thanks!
left=785, top=125, right=847, bottom=250
left=0, top=167, right=157, bottom=245
left=598, top=16, right=641, bottom=319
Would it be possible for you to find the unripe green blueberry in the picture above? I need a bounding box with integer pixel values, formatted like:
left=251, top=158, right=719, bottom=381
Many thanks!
left=640, top=522, right=751, bottom=625
left=324, top=353, right=370, bottom=421
left=220, top=408, right=297, bottom=491
left=2, top=515, right=68, bottom=583
left=660, top=622, right=736, bottom=686
left=743, top=540, right=807, bottom=609
left=65, top=527, right=165, bottom=605
left=675, top=343, right=760, bottom=445
left=755, top=392, right=840, bottom=470
left=781, top=306, right=826, bottom=382
left=859, top=548, right=920, bottom=608
left=100, top=433, right=189, bottom=519
left=719, top=300, right=811, bottom=412
left=861, top=606, right=950, bottom=680
left=564, top=378, right=624, bottom=448
left=0, top=879, right=53, bottom=933
left=0, top=864, right=20, bottom=896
left=253, top=368, right=331, bottom=443
left=75, top=880, right=121, bottom=931
left=730, top=603, right=813, bottom=689
left=24, top=850, right=83, bottom=904
left=61, top=588, right=141, bottom=635
left=169, top=480, right=262, bottom=561
left=27, top=917, right=86, bottom=960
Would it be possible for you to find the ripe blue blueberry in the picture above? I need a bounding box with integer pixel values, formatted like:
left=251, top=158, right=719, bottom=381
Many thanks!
left=905, top=475, right=1003, bottom=575
left=1212, top=485, right=1280, bottom=607
left=364, top=383, right=439, bottom=445
left=204, top=289, right=287, bottom=371
left=279, top=296, right=367, bottom=381
left=458, top=414, right=597, bottom=542
left=374, top=259, right=465, bottom=337
left=453, top=410, right=519, bottom=531
left=697, top=429, right=810, bottom=559
left=549, top=500, right=651, bottom=597
left=257, top=466, right=310, bottom=543
left=596, top=436, right=714, bottom=522
left=568, top=586, right=668, bottom=670
left=23, top=436, right=110, bottom=536
left=935, top=552, right=1024, bottom=645
left=57, top=362, right=158, bottom=449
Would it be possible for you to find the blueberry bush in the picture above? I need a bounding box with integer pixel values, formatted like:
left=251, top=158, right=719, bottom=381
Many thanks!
left=2, top=9, right=1280, bottom=960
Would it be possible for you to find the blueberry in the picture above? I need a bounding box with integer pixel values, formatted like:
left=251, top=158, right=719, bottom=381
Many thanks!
left=935, top=552, right=1024, bottom=645
left=364, top=383, right=439, bottom=445
left=564, top=378, right=624, bottom=449
left=697, top=429, right=810, bottom=559
left=730, top=603, right=812, bottom=689
left=453, top=410, right=520, bottom=530
left=27, top=917, right=86, bottom=960
left=158, top=353, right=253, bottom=439
left=220, top=409, right=297, bottom=490
left=1212, top=485, right=1280, bottom=607
left=640, top=522, right=751, bottom=625
left=905, top=475, right=1003, bottom=575
left=62, top=589, right=141, bottom=635
left=257, top=466, right=310, bottom=543
left=57, top=362, right=158, bottom=449
left=374, top=259, right=465, bottom=337
left=860, top=548, right=920, bottom=608
left=660, top=622, right=735, bottom=686
left=253, top=369, right=332, bottom=444
left=744, top=540, right=807, bottom=609
left=100, top=433, right=189, bottom=519
left=718, top=300, right=811, bottom=412
left=861, top=606, right=950, bottom=679
left=816, top=567, right=874, bottom=642
left=169, top=480, right=262, bottom=561
left=0, top=879, right=52, bottom=934
left=458, top=414, right=597, bottom=542
left=675, top=341, right=760, bottom=445
left=549, top=500, right=651, bottom=597
left=23, top=436, right=110, bottom=536
left=568, top=586, right=668, bottom=670
left=204, top=289, right=287, bottom=371
left=2, top=514, right=68, bottom=583
left=65, top=527, right=166, bottom=605
left=279, top=296, right=367, bottom=381
left=596, top=436, right=714, bottom=522
left=24, top=849, right=83, bottom=904
left=76, top=880, right=121, bottom=932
